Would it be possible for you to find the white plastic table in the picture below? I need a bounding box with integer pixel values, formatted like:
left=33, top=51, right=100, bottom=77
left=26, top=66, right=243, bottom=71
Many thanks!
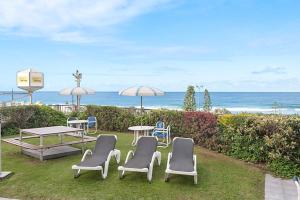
left=128, top=126, right=155, bottom=146
left=67, top=120, right=88, bottom=133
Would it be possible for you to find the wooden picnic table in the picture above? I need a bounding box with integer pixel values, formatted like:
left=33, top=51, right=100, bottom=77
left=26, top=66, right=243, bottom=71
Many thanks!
left=4, top=126, right=96, bottom=161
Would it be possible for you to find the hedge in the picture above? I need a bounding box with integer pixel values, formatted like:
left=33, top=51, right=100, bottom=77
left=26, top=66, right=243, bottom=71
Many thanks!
left=0, top=105, right=66, bottom=136
left=218, top=114, right=300, bottom=177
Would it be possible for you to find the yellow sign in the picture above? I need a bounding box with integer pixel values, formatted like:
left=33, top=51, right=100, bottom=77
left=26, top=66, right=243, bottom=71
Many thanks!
left=18, top=76, right=28, bottom=83
left=32, top=77, right=42, bottom=83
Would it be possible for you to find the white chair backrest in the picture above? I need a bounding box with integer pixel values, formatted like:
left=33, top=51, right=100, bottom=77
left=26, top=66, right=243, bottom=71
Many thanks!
left=67, top=117, right=78, bottom=122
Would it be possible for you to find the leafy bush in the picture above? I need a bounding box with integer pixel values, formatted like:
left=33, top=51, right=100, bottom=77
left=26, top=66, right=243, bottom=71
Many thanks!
left=84, top=105, right=184, bottom=135
left=0, top=105, right=66, bottom=136
left=84, top=105, right=136, bottom=131
left=218, top=114, right=268, bottom=162
left=218, top=114, right=300, bottom=177
left=184, top=112, right=218, bottom=150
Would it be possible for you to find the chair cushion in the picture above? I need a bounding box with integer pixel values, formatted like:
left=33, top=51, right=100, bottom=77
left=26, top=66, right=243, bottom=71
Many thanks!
left=169, top=138, right=194, bottom=172
left=124, top=137, right=157, bottom=169
left=169, top=158, right=194, bottom=172
left=124, top=157, right=151, bottom=169
left=77, top=155, right=106, bottom=167
left=76, top=135, right=116, bottom=168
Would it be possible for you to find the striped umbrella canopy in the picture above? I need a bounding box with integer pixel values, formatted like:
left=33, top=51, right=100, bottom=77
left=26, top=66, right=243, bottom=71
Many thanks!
left=119, top=86, right=164, bottom=110
left=60, top=87, right=95, bottom=109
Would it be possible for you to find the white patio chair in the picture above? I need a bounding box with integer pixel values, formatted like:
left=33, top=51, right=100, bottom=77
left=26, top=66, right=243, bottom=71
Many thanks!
left=72, top=134, right=120, bottom=179
left=165, top=137, right=198, bottom=184
left=118, top=136, right=161, bottom=183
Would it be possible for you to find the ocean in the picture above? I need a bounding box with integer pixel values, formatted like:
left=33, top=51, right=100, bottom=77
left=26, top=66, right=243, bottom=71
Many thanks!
left=1, top=91, right=300, bottom=114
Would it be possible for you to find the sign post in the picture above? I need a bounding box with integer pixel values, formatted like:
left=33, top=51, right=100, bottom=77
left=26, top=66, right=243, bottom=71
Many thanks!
left=16, top=68, right=44, bottom=104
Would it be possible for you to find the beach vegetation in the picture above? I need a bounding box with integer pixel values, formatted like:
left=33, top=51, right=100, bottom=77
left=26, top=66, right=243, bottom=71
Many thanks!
left=183, top=85, right=197, bottom=111
left=203, top=89, right=212, bottom=112
left=0, top=105, right=66, bottom=136
left=214, top=108, right=231, bottom=115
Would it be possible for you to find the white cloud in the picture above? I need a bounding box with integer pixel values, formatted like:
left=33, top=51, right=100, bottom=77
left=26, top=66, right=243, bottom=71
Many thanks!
left=204, top=78, right=300, bottom=92
left=252, top=67, right=286, bottom=75
left=248, top=37, right=286, bottom=48
left=0, top=0, right=172, bottom=42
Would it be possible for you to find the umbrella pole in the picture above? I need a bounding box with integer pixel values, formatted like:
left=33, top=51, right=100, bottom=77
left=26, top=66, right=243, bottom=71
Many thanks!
left=140, top=96, right=143, bottom=111
left=77, top=95, right=80, bottom=111
left=140, top=96, right=143, bottom=126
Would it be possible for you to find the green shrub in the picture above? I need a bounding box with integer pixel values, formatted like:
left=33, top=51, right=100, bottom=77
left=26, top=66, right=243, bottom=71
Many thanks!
left=218, top=114, right=300, bottom=177
left=184, top=112, right=219, bottom=150
left=218, top=115, right=268, bottom=162
left=268, top=158, right=300, bottom=178
left=0, top=105, right=66, bottom=136
left=84, top=105, right=184, bottom=135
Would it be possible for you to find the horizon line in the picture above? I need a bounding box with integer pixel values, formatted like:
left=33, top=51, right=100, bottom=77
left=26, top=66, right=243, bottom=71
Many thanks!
left=1, top=90, right=300, bottom=93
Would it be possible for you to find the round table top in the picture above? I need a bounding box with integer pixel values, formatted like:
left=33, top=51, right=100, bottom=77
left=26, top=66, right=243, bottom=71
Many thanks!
left=67, top=120, right=88, bottom=124
left=128, top=126, right=155, bottom=131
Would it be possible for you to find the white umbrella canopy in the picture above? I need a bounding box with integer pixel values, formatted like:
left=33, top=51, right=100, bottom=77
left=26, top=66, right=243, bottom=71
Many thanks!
left=60, top=87, right=95, bottom=96
left=60, top=87, right=95, bottom=109
left=119, top=86, right=164, bottom=110
left=119, top=86, right=164, bottom=97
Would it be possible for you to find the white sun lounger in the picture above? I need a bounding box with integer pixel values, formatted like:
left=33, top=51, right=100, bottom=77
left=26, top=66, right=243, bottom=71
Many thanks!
left=165, top=137, right=198, bottom=184
left=294, top=176, right=300, bottom=200
left=72, top=134, right=120, bottom=179
left=118, top=136, right=161, bottom=183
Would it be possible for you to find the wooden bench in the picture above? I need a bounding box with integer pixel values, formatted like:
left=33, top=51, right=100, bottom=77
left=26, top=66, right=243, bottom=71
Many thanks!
left=3, top=138, right=40, bottom=150
left=3, top=137, right=96, bottom=150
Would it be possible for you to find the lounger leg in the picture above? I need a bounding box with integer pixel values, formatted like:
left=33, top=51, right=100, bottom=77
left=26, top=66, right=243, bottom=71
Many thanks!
left=194, top=175, right=198, bottom=184
left=100, top=168, right=106, bottom=179
left=164, top=173, right=169, bottom=182
left=119, top=170, right=125, bottom=179
left=147, top=170, right=153, bottom=183
left=74, top=169, right=81, bottom=178
left=156, top=151, right=161, bottom=166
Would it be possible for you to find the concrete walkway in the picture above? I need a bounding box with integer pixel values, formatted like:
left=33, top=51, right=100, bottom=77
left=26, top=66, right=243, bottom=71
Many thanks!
left=265, top=174, right=298, bottom=200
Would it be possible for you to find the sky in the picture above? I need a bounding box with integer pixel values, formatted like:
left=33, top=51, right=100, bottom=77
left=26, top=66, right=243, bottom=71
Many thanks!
left=0, top=0, right=300, bottom=92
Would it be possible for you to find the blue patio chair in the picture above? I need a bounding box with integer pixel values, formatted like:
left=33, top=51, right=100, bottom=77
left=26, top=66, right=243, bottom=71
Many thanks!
left=87, top=116, right=98, bottom=134
left=152, top=121, right=171, bottom=148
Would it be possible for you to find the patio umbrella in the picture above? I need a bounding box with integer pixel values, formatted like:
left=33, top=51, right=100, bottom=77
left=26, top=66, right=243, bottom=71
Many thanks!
left=119, top=86, right=164, bottom=111
left=60, top=87, right=95, bottom=110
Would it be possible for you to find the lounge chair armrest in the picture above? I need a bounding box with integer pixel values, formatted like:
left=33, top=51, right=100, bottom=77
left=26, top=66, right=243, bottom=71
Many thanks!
left=81, top=149, right=92, bottom=162
left=125, top=150, right=134, bottom=164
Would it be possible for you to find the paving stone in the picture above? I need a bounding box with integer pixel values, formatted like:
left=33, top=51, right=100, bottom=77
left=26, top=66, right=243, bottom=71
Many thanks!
left=265, top=174, right=298, bottom=200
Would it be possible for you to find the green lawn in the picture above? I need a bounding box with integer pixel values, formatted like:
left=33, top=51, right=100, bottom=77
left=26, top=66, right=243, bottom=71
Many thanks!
left=0, top=132, right=264, bottom=200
